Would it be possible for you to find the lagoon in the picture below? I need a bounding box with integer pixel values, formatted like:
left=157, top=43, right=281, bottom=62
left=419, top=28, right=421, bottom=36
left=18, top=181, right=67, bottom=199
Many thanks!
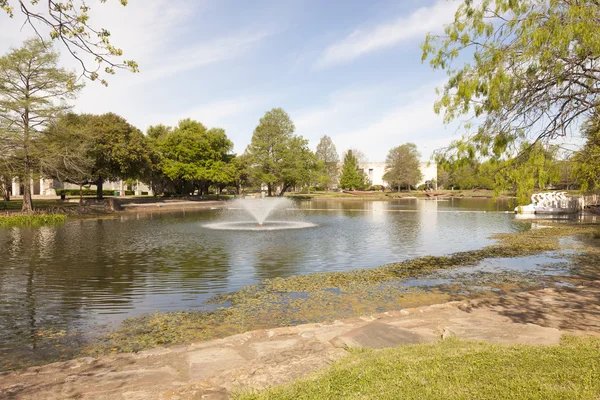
left=0, top=198, right=518, bottom=365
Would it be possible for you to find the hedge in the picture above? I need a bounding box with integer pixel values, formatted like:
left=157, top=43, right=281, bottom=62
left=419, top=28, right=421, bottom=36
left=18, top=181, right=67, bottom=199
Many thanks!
left=56, top=189, right=135, bottom=196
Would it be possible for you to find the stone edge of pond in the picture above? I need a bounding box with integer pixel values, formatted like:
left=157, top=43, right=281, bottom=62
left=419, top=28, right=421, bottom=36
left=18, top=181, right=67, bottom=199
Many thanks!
left=3, top=222, right=598, bottom=371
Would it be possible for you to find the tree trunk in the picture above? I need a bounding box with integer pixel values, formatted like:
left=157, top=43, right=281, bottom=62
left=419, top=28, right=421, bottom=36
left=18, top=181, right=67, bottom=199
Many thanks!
left=79, top=184, right=84, bottom=204
left=97, top=178, right=104, bottom=200
left=279, top=183, right=291, bottom=196
left=0, top=177, right=9, bottom=201
left=268, top=183, right=272, bottom=197
left=21, top=175, right=33, bottom=213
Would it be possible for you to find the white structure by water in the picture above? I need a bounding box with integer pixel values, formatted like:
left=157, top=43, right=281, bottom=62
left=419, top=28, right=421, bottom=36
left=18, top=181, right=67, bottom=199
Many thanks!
left=9, top=178, right=153, bottom=197
left=359, top=162, right=437, bottom=188
left=515, top=192, right=576, bottom=214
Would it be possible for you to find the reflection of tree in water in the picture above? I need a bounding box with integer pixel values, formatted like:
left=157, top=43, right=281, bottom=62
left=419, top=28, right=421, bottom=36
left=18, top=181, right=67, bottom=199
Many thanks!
left=252, top=240, right=306, bottom=280
left=0, top=216, right=233, bottom=369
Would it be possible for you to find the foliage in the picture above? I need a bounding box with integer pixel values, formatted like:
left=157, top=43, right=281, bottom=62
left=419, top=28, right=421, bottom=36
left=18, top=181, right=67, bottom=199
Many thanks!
left=437, top=143, right=561, bottom=203
left=315, top=135, right=340, bottom=190
left=0, top=1, right=137, bottom=85
left=382, top=143, right=423, bottom=190
left=574, top=110, right=600, bottom=191
left=422, top=0, right=600, bottom=160
left=339, top=150, right=367, bottom=190
left=82, top=224, right=598, bottom=360
left=44, top=112, right=152, bottom=199
left=0, top=38, right=82, bottom=212
left=493, top=143, right=561, bottom=204
left=240, top=336, right=600, bottom=400
left=43, top=113, right=97, bottom=202
left=149, top=119, right=236, bottom=196
left=246, top=108, right=315, bottom=196
left=0, top=213, right=66, bottom=227
left=55, top=189, right=134, bottom=196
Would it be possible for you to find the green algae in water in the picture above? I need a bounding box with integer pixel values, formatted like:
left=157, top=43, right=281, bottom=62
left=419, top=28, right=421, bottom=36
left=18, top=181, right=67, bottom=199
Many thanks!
left=77, top=224, right=600, bottom=359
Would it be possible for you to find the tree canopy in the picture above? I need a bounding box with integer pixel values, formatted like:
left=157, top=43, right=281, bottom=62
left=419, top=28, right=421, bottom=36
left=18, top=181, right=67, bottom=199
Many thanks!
left=154, top=119, right=236, bottom=196
left=0, top=38, right=81, bottom=211
left=422, top=0, right=600, bottom=160
left=1, top=1, right=137, bottom=85
left=246, top=108, right=314, bottom=196
left=339, top=150, right=367, bottom=190
left=573, top=110, right=600, bottom=192
left=315, top=135, right=340, bottom=190
left=383, top=143, right=423, bottom=191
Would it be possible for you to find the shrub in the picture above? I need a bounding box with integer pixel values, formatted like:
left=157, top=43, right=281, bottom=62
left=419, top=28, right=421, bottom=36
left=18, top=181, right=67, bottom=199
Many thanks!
left=56, top=189, right=135, bottom=196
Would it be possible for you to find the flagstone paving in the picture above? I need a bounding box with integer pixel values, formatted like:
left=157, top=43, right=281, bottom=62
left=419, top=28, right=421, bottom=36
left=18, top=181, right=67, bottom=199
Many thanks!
left=1, top=281, right=599, bottom=400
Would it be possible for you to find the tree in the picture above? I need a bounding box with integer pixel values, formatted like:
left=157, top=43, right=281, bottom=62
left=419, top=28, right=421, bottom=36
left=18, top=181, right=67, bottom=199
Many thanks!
left=0, top=136, right=13, bottom=201
left=246, top=108, right=307, bottom=196
left=0, top=38, right=82, bottom=212
left=44, top=113, right=96, bottom=203
left=157, top=119, right=235, bottom=196
left=279, top=136, right=317, bottom=195
left=499, top=143, right=561, bottom=204
left=339, top=150, right=366, bottom=190
left=1, top=0, right=138, bottom=85
left=383, top=143, right=423, bottom=191
left=574, top=110, right=600, bottom=192
left=315, top=135, right=339, bottom=191
left=422, top=1, right=600, bottom=161
left=86, top=113, right=151, bottom=199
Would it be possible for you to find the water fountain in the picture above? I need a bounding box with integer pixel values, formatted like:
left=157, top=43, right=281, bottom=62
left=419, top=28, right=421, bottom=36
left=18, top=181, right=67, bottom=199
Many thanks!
left=203, top=197, right=317, bottom=231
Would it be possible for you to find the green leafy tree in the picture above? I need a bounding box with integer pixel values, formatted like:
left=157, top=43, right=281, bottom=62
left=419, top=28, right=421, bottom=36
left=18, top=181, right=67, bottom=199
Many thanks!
left=315, top=135, right=340, bottom=191
left=158, top=119, right=235, bottom=196
left=422, top=0, right=600, bottom=161
left=0, top=136, right=13, bottom=201
left=493, top=143, right=561, bottom=204
left=574, top=111, right=600, bottom=192
left=43, top=113, right=97, bottom=203
left=339, top=150, right=366, bottom=190
left=246, top=108, right=309, bottom=196
left=85, top=113, right=152, bottom=199
left=1, top=1, right=138, bottom=85
left=0, top=38, right=82, bottom=212
left=230, top=153, right=253, bottom=194
left=383, top=143, right=423, bottom=191
left=279, top=136, right=317, bottom=195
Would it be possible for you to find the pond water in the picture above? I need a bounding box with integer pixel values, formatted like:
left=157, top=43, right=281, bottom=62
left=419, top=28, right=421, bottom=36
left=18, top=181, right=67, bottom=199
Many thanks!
left=1, top=198, right=525, bottom=360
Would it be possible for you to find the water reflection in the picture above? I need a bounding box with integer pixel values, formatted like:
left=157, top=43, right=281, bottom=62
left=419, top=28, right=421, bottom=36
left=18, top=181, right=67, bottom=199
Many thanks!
left=1, top=198, right=520, bottom=360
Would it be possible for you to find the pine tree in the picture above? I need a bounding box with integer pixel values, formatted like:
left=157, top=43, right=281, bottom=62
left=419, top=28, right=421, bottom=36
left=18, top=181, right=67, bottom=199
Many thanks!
left=339, top=150, right=366, bottom=190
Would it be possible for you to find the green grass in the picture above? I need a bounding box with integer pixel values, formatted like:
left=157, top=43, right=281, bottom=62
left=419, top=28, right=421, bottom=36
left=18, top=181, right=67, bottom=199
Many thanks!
left=238, top=336, right=600, bottom=400
left=0, top=213, right=67, bottom=227
left=0, top=199, right=78, bottom=211
left=285, top=189, right=516, bottom=200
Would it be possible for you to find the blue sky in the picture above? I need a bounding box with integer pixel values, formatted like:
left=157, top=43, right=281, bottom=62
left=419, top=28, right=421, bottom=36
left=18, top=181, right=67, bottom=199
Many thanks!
left=0, top=0, right=462, bottom=161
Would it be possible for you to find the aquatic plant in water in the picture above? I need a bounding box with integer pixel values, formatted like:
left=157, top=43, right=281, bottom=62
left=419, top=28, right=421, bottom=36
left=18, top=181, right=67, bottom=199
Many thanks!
left=0, top=214, right=66, bottom=227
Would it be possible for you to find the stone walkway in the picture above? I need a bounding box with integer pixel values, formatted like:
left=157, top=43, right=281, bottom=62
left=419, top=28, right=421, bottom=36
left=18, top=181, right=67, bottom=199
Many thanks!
left=1, top=281, right=599, bottom=400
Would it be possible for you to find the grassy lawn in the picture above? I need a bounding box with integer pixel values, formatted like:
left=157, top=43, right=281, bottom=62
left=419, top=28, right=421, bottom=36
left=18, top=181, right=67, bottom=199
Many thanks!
left=0, top=199, right=78, bottom=211
left=238, top=336, right=600, bottom=400
left=286, top=189, right=517, bottom=199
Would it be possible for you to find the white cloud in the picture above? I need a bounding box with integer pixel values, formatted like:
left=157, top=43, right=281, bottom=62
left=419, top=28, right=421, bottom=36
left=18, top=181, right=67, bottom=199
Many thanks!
left=154, top=95, right=271, bottom=128
left=294, top=81, right=458, bottom=161
left=315, top=0, right=457, bottom=69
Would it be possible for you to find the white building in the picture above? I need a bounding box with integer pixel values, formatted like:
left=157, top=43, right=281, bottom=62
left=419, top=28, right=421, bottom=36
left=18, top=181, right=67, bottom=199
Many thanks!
left=359, top=162, right=437, bottom=189
left=10, top=178, right=152, bottom=197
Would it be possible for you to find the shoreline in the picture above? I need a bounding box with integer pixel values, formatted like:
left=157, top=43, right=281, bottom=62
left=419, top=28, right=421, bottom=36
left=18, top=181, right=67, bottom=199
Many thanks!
left=2, top=279, right=599, bottom=399
left=2, top=222, right=598, bottom=372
